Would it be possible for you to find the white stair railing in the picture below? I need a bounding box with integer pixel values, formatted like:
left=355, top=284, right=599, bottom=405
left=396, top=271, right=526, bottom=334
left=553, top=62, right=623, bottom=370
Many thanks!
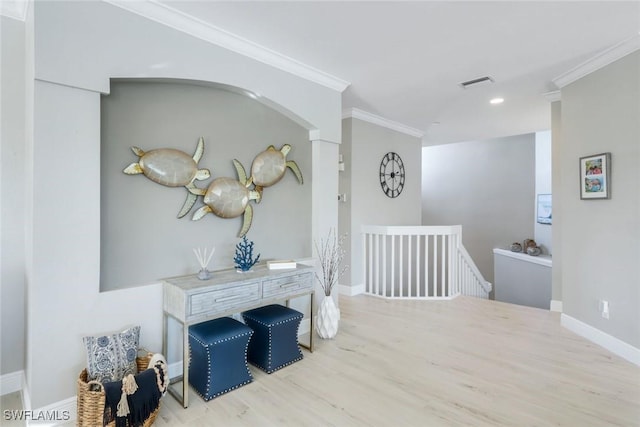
left=458, top=244, right=493, bottom=297
left=361, top=225, right=491, bottom=300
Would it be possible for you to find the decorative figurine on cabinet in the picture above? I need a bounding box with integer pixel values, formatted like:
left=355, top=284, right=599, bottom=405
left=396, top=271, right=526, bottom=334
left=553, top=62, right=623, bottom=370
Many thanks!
left=234, top=236, right=260, bottom=272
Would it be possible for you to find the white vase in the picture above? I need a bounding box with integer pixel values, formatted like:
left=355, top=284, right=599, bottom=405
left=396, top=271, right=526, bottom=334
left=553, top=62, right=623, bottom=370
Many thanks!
left=316, top=295, right=340, bottom=339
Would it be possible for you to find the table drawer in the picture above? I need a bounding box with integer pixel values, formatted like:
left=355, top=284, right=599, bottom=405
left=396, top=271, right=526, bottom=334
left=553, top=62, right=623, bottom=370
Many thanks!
left=189, top=283, right=260, bottom=319
left=262, top=272, right=313, bottom=299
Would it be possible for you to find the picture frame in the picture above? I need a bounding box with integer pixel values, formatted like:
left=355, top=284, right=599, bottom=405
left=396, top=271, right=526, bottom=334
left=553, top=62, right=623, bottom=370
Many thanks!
left=580, top=152, right=611, bottom=199
left=537, top=194, right=552, bottom=224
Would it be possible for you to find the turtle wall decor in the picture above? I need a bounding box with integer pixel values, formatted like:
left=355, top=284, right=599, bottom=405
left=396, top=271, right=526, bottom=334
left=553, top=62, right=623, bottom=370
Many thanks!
left=123, top=139, right=304, bottom=238
left=190, top=159, right=261, bottom=237
left=250, top=144, right=303, bottom=201
left=123, top=137, right=210, bottom=218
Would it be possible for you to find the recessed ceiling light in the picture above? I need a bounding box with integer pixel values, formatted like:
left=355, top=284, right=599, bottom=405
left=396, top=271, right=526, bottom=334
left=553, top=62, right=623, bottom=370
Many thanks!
left=490, top=97, right=504, bottom=105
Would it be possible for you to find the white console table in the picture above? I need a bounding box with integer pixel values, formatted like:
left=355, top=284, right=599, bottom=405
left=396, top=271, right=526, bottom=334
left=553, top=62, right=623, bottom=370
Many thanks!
left=162, top=264, right=315, bottom=408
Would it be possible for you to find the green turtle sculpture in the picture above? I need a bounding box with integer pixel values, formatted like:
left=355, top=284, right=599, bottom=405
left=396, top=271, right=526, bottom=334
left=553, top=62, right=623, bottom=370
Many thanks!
left=250, top=144, right=303, bottom=200
left=123, top=137, right=211, bottom=218
left=191, top=159, right=261, bottom=237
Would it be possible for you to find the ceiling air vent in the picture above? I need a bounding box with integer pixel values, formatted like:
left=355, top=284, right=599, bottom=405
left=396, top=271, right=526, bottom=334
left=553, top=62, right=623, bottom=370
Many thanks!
left=459, top=76, right=494, bottom=89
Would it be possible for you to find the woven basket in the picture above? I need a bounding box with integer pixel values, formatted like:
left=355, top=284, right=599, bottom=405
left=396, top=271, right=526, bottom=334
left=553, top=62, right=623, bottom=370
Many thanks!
left=77, top=355, right=160, bottom=427
left=136, top=351, right=154, bottom=372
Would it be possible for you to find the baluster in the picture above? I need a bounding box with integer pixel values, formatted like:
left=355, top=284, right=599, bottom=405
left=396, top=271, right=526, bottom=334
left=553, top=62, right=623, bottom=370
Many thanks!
left=440, top=234, right=447, bottom=297
left=364, top=233, right=369, bottom=294
left=374, top=234, right=379, bottom=296
left=416, top=233, right=421, bottom=297
left=390, top=235, right=395, bottom=298
left=399, top=235, right=404, bottom=297
left=408, top=234, right=412, bottom=297
left=382, top=235, right=387, bottom=297
left=446, top=234, right=451, bottom=297
left=433, top=234, right=438, bottom=297
left=425, top=234, right=430, bottom=297
left=368, top=232, right=372, bottom=294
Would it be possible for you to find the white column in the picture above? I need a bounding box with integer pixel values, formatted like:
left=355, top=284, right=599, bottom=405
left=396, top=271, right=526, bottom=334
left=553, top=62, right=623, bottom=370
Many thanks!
left=311, top=138, right=340, bottom=306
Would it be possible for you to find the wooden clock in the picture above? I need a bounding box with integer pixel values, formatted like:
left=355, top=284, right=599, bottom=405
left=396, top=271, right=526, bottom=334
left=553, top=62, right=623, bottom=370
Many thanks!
left=379, top=152, right=405, bottom=198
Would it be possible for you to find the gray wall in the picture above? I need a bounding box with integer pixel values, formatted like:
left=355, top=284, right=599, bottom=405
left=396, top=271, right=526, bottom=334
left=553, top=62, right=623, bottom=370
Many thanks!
left=1, top=16, right=26, bottom=375
left=559, top=51, right=639, bottom=348
left=340, top=118, right=423, bottom=289
left=24, top=0, right=342, bottom=408
left=421, top=134, right=536, bottom=288
left=101, top=81, right=311, bottom=290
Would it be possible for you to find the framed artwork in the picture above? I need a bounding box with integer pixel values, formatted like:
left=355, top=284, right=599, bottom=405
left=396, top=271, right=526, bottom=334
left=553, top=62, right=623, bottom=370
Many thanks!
left=580, top=152, right=611, bottom=199
left=537, top=194, right=552, bottom=224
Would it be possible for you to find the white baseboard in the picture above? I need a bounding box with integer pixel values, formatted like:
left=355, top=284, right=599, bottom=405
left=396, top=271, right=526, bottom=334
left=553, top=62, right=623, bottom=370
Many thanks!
left=4, top=374, right=75, bottom=426
left=27, top=396, right=76, bottom=426
left=22, top=378, right=31, bottom=411
left=0, top=370, right=24, bottom=396
left=550, top=300, right=563, bottom=312
left=337, top=283, right=364, bottom=296
left=561, top=314, right=640, bottom=366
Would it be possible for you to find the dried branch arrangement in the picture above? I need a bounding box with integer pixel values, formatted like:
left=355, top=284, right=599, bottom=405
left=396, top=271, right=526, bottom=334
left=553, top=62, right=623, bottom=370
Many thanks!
left=315, top=229, right=348, bottom=297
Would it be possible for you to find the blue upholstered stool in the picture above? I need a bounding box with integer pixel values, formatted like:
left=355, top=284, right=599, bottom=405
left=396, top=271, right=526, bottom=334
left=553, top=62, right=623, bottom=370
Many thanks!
left=188, top=317, right=253, bottom=401
left=241, top=304, right=303, bottom=373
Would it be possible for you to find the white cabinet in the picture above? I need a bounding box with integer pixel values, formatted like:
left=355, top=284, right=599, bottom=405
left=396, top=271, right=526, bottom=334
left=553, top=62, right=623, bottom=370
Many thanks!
left=162, top=264, right=315, bottom=408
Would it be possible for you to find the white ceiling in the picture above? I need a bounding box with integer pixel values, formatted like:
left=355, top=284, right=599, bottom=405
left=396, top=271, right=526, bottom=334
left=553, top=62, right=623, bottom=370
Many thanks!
left=157, top=1, right=639, bottom=145
left=6, top=1, right=636, bottom=145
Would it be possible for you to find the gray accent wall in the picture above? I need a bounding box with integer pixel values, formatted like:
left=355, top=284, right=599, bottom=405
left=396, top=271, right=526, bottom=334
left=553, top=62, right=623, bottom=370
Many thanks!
left=1, top=16, right=27, bottom=375
left=559, top=51, right=639, bottom=348
left=421, top=134, right=536, bottom=289
left=101, top=81, right=311, bottom=291
left=340, top=118, right=423, bottom=289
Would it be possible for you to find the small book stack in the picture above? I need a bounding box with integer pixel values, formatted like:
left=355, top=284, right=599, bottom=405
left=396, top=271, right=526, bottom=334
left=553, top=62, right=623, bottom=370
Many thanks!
left=267, top=260, right=297, bottom=270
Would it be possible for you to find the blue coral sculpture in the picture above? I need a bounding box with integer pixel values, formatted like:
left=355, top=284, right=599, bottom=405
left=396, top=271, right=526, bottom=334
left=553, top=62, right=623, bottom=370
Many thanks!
left=234, top=236, right=260, bottom=272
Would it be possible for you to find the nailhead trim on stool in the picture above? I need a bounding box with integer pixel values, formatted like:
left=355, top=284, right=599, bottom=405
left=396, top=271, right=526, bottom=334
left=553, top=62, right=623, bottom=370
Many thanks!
left=188, top=317, right=253, bottom=401
left=242, top=304, right=303, bottom=374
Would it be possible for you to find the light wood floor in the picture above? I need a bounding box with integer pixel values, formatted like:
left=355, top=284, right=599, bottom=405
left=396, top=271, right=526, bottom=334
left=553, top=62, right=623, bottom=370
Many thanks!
left=153, top=295, right=640, bottom=426
left=3, top=295, right=639, bottom=426
left=0, top=391, right=25, bottom=426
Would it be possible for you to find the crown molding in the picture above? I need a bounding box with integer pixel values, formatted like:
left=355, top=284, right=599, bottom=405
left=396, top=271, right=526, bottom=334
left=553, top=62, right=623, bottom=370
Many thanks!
left=0, top=0, right=29, bottom=21
left=543, top=90, right=561, bottom=103
left=343, top=108, right=424, bottom=139
left=553, top=33, right=640, bottom=88
left=103, top=0, right=350, bottom=93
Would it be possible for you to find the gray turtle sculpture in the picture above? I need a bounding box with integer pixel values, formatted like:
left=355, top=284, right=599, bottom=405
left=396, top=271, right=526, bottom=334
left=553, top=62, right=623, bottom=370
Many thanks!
left=191, top=159, right=261, bottom=237
left=250, top=144, right=303, bottom=200
left=123, top=137, right=211, bottom=218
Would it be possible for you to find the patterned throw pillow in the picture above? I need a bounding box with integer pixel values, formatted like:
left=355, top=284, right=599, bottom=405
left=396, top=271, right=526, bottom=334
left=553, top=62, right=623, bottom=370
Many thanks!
left=83, top=326, right=140, bottom=383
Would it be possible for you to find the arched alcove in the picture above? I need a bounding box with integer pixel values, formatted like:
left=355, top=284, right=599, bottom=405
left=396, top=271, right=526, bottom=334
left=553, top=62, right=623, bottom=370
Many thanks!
left=27, top=1, right=341, bottom=408
left=101, top=79, right=313, bottom=291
